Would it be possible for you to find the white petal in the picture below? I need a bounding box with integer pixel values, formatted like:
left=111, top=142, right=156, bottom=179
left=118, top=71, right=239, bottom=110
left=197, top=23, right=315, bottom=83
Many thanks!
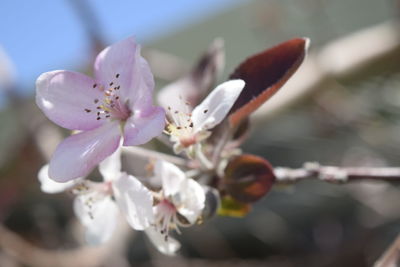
left=38, top=164, right=77, bottom=194
left=99, top=147, right=121, bottom=182
left=157, top=79, right=194, bottom=113
left=177, top=178, right=206, bottom=224
left=144, top=227, right=181, bottom=256
left=191, top=79, right=245, bottom=132
left=74, top=194, right=119, bottom=245
left=155, top=160, right=185, bottom=197
left=113, top=173, right=154, bottom=230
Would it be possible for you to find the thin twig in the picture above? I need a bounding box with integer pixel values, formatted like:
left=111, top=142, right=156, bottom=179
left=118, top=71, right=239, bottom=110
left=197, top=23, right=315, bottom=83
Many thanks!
left=122, top=146, right=188, bottom=167
left=274, top=162, right=400, bottom=184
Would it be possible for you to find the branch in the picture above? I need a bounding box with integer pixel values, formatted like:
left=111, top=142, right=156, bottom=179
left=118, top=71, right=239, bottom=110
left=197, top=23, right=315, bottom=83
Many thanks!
left=122, top=146, right=188, bottom=167
left=374, top=233, right=400, bottom=267
left=0, top=222, right=131, bottom=267
left=274, top=162, right=400, bottom=184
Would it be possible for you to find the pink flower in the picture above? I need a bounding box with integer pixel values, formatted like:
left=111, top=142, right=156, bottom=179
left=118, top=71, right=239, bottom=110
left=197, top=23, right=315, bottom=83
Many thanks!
left=36, top=37, right=165, bottom=182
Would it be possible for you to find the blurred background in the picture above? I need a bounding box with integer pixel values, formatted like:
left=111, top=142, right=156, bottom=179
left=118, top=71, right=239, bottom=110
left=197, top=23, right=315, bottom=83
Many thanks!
left=1, top=0, right=400, bottom=266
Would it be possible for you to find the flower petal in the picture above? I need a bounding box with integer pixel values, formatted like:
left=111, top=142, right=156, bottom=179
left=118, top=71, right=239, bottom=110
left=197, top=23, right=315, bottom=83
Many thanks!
left=123, top=106, right=165, bottom=146
left=38, top=164, right=77, bottom=193
left=49, top=121, right=121, bottom=182
left=99, top=147, right=122, bottom=182
left=74, top=194, right=119, bottom=245
left=94, top=37, right=154, bottom=106
left=113, top=173, right=154, bottom=230
left=157, top=79, right=193, bottom=114
left=155, top=160, right=185, bottom=197
left=191, top=79, right=245, bottom=132
left=177, top=178, right=205, bottom=224
left=36, top=70, right=104, bottom=131
left=144, top=227, right=181, bottom=256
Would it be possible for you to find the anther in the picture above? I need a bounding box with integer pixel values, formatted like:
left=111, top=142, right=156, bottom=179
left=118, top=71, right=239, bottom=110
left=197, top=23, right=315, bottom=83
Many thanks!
left=93, top=83, right=97, bottom=88
left=84, top=109, right=91, bottom=113
left=116, top=73, right=120, bottom=78
left=203, top=109, right=208, bottom=113
left=109, top=82, right=114, bottom=86
left=94, top=99, right=99, bottom=104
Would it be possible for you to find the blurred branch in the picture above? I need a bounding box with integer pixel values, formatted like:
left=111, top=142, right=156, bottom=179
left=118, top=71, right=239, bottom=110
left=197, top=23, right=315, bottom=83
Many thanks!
left=143, top=48, right=189, bottom=81
left=0, top=222, right=131, bottom=267
left=275, top=162, right=400, bottom=184
left=253, top=20, right=400, bottom=121
left=68, top=0, right=105, bottom=52
left=374, top=234, right=400, bottom=267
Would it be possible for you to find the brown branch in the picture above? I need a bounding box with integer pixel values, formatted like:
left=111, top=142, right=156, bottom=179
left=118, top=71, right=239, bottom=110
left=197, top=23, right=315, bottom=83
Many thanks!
left=0, top=222, right=131, bottom=267
left=374, top=233, right=400, bottom=267
left=274, top=162, right=400, bottom=184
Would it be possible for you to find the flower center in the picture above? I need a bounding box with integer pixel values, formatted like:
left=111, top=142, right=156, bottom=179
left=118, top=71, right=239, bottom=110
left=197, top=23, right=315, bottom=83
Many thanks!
left=154, top=199, right=178, bottom=239
left=84, top=73, right=132, bottom=121
left=166, top=105, right=195, bottom=146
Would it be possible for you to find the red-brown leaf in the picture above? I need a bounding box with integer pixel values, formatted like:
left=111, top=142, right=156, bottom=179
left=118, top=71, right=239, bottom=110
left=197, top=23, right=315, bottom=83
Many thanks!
left=229, top=38, right=309, bottom=127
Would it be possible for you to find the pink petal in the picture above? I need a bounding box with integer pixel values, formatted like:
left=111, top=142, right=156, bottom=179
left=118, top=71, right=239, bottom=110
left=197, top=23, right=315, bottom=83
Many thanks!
left=94, top=37, right=155, bottom=106
left=36, top=70, right=105, bottom=131
left=123, top=106, right=165, bottom=146
left=49, top=121, right=121, bottom=182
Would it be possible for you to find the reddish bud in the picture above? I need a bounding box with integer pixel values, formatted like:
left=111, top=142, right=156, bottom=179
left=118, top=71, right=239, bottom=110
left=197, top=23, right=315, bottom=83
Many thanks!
left=224, top=154, right=276, bottom=203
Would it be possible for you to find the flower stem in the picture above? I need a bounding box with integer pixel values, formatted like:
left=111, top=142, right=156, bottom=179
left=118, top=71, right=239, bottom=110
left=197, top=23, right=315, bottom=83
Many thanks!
left=122, top=147, right=187, bottom=167
left=195, top=144, right=214, bottom=170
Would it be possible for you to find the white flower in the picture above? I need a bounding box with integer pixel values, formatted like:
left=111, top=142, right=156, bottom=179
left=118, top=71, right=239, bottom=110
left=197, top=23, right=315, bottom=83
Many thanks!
left=38, top=149, right=153, bottom=245
left=38, top=154, right=204, bottom=255
left=165, top=79, right=245, bottom=153
left=145, top=160, right=206, bottom=255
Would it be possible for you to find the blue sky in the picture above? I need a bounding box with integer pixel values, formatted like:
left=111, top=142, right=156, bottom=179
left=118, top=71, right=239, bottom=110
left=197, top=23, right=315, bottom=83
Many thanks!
left=0, top=0, right=243, bottom=97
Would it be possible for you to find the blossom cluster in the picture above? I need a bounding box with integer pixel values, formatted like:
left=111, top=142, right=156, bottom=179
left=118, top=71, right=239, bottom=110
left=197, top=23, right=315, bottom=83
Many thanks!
left=36, top=37, right=246, bottom=254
